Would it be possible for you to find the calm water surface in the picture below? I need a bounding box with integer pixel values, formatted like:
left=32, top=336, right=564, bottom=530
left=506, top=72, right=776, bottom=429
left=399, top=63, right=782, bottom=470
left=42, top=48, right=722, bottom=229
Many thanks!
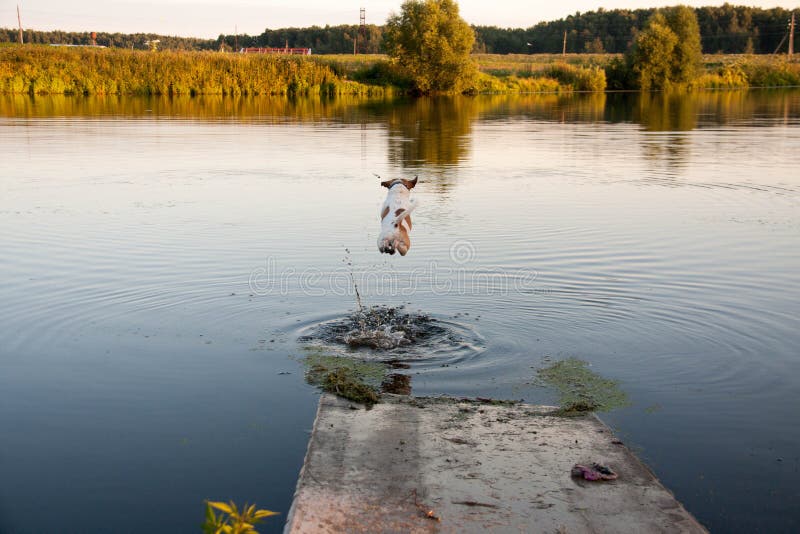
left=1, top=91, right=799, bottom=533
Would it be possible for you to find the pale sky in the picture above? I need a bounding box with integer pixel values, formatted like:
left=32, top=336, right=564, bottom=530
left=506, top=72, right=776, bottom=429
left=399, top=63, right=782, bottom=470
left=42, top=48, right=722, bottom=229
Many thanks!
left=4, top=1, right=798, bottom=38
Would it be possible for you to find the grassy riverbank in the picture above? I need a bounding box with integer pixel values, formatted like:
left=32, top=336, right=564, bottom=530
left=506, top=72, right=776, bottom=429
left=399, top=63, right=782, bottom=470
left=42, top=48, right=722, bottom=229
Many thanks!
left=319, top=53, right=607, bottom=92
left=321, top=52, right=800, bottom=90
left=2, top=46, right=797, bottom=96
left=479, top=53, right=800, bottom=90
left=1, top=46, right=606, bottom=96
left=694, top=54, right=800, bottom=88
left=0, top=46, right=384, bottom=96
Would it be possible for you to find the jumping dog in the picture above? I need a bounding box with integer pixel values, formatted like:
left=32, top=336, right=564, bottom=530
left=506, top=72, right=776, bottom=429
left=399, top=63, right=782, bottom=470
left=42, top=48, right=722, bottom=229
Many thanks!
left=377, top=176, right=417, bottom=256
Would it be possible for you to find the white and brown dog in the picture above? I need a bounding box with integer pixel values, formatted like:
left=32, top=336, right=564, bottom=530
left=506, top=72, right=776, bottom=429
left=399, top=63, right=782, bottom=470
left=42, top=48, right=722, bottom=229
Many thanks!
left=377, top=176, right=417, bottom=256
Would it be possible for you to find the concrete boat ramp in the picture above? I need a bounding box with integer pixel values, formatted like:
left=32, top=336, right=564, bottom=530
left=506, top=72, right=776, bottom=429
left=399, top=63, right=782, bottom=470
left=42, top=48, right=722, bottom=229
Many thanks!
left=286, top=394, right=706, bottom=533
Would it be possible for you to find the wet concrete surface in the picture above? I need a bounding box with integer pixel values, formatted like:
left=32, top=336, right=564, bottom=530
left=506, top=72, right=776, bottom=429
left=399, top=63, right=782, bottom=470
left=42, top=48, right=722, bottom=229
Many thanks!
left=286, top=394, right=707, bottom=533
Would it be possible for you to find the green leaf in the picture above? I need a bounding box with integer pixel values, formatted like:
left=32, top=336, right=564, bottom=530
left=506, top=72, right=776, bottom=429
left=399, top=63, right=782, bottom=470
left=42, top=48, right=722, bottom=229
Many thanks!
left=208, top=501, right=234, bottom=514
left=227, top=500, right=240, bottom=517
left=253, top=510, right=279, bottom=519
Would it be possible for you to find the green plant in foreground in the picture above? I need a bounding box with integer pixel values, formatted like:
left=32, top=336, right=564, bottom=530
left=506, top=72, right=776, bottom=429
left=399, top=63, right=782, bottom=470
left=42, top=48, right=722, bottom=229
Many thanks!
left=203, top=500, right=278, bottom=534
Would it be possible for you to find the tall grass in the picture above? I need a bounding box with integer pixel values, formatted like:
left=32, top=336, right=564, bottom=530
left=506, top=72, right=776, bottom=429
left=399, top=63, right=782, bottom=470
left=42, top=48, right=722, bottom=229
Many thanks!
left=0, top=46, right=385, bottom=96
left=538, top=63, right=607, bottom=92
left=472, top=72, right=563, bottom=93
left=692, top=64, right=749, bottom=89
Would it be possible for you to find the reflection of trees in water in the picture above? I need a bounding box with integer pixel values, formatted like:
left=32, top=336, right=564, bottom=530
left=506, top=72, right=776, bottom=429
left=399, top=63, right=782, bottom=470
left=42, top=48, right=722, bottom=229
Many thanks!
left=3, top=89, right=797, bottom=124
left=635, top=92, right=698, bottom=132
left=385, top=97, right=476, bottom=171
left=635, top=93, right=695, bottom=175
left=0, top=93, right=388, bottom=122
left=4, top=90, right=798, bottom=180
left=500, top=93, right=607, bottom=123
left=382, top=97, right=477, bottom=194
left=0, top=93, right=606, bottom=166
left=604, top=89, right=800, bottom=131
left=600, top=91, right=800, bottom=176
left=383, top=94, right=609, bottom=191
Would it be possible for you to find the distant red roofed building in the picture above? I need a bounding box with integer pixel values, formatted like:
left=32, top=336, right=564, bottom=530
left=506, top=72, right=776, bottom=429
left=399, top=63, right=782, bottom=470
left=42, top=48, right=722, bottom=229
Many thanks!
left=240, top=47, right=311, bottom=55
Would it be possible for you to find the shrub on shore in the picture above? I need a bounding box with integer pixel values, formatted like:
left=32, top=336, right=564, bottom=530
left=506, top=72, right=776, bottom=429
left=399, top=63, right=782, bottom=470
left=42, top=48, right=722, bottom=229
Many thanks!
left=351, top=60, right=414, bottom=90
left=691, top=64, right=749, bottom=89
left=470, top=64, right=606, bottom=93
left=471, top=72, right=563, bottom=93
left=741, top=60, right=800, bottom=88
left=539, top=63, right=607, bottom=92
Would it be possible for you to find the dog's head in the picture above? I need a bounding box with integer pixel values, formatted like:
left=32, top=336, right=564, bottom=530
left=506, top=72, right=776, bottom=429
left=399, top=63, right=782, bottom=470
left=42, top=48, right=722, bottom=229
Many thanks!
left=380, top=176, right=418, bottom=191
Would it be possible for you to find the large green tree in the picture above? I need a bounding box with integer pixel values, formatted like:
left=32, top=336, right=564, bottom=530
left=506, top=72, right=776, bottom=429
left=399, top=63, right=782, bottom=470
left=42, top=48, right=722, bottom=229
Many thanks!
left=383, top=0, right=476, bottom=93
left=631, top=5, right=702, bottom=90
left=664, top=5, right=702, bottom=83
left=632, top=13, right=679, bottom=91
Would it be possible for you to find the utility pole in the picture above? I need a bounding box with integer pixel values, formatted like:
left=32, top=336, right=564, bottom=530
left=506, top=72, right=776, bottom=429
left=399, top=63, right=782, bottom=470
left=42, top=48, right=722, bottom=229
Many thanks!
left=789, top=12, right=795, bottom=59
left=17, top=4, right=24, bottom=44
left=234, top=25, right=238, bottom=53
left=562, top=30, right=567, bottom=56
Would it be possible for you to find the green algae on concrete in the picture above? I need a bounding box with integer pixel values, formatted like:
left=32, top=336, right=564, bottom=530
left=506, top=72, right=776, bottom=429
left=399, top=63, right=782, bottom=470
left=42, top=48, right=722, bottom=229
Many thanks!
left=536, top=357, right=629, bottom=415
left=320, top=368, right=380, bottom=407
left=301, top=347, right=389, bottom=384
left=300, top=347, right=387, bottom=406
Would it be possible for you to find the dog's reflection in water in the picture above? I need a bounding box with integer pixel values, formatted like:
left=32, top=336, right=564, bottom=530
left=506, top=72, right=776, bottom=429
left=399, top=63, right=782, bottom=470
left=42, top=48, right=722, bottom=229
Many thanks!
left=377, top=176, right=417, bottom=256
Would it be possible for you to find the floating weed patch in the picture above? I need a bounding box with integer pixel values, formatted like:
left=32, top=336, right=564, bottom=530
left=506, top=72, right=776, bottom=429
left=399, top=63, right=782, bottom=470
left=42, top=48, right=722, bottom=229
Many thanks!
left=536, top=358, right=629, bottom=415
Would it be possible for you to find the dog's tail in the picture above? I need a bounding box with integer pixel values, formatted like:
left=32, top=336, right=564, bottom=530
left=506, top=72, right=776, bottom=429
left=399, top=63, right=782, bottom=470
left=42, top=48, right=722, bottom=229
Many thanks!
left=393, top=199, right=417, bottom=226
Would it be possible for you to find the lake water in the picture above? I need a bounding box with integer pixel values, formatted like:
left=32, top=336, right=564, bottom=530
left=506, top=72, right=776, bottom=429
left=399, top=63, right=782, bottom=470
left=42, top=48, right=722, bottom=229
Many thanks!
left=1, top=91, right=799, bottom=533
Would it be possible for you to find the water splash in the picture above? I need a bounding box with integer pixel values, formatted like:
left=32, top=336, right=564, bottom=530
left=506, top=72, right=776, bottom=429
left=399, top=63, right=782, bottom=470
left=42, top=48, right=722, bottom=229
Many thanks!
left=306, top=305, right=445, bottom=351
left=342, top=248, right=364, bottom=313
left=298, top=252, right=483, bottom=358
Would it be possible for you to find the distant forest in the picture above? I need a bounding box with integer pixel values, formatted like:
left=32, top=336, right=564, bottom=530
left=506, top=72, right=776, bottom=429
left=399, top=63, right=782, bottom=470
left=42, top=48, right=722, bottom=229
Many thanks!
left=1, top=5, right=795, bottom=55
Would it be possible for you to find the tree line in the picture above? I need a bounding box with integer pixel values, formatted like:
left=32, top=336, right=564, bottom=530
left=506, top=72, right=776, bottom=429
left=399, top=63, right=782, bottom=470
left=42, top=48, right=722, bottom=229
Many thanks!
left=0, top=25, right=384, bottom=54
left=0, top=30, right=212, bottom=50
left=474, top=5, right=795, bottom=54
left=1, top=5, right=795, bottom=55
